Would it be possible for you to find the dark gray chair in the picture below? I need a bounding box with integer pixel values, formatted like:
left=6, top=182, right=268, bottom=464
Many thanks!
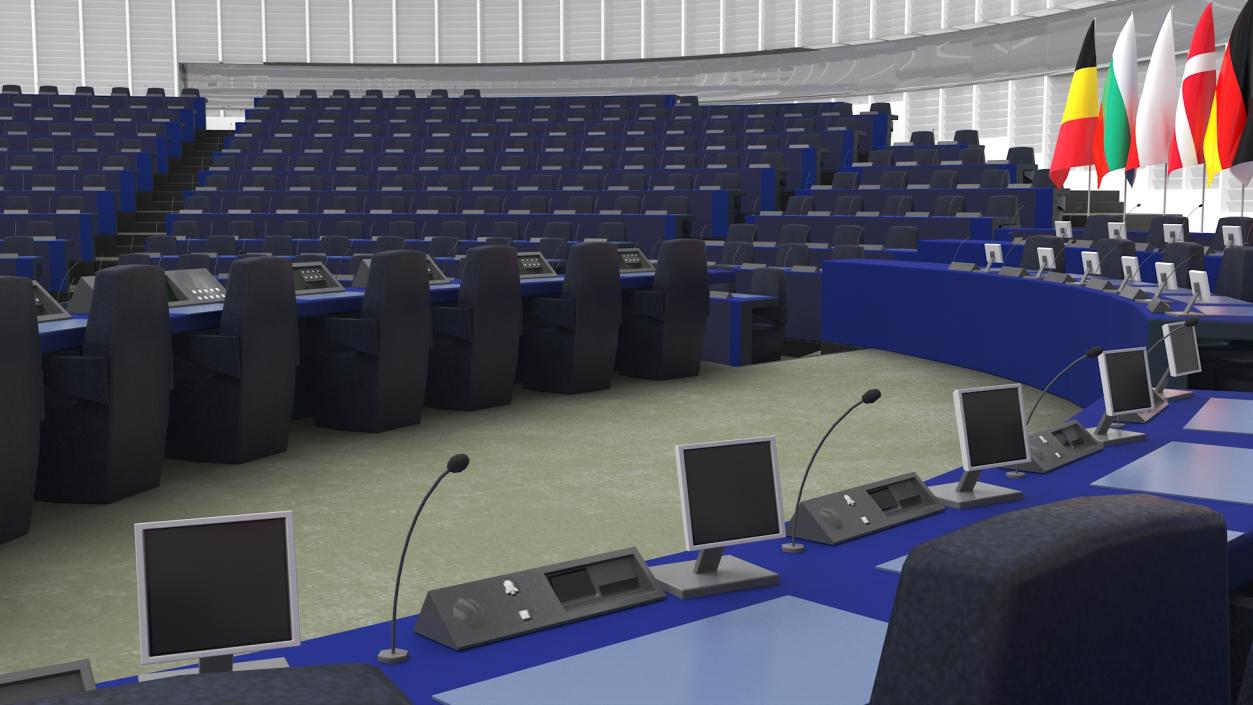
left=538, top=237, right=567, bottom=260
left=38, top=266, right=171, bottom=503
left=1164, top=242, right=1205, bottom=288
left=869, top=149, right=893, bottom=166
left=928, top=170, right=958, bottom=189
left=372, top=235, right=405, bottom=254
left=933, top=195, right=965, bottom=217
left=882, top=195, right=913, bottom=216
left=1021, top=234, right=1065, bottom=271
left=596, top=221, right=627, bottom=241
left=426, top=246, right=522, bottom=410
left=953, top=129, right=979, bottom=146
left=909, top=130, right=935, bottom=146
left=1148, top=216, right=1191, bottom=250
left=1083, top=214, right=1112, bottom=240
left=747, top=268, right=786, bottom=364
left=118, top=253, right=154, bottom=266
left=205, top=236, right=238, bottom=257
left=312, top=251, right=431, bottom=432
left=0, top=277, right=42, bottom=542
left=986, top=195, right=1021, bottom=228
left=315, top=236, right=351, bottom=257
left=960, top=146, right=986, bottom=164
left=1218, top=246, right=1253, bottom=302
left=165, top=257, right=298, bottom=464
left=490, top=221, right=520, bottom=241
left=520, top=242, right=622, bottom=394
left=427, top=236, right=459, bottom=257
left=145, top=235, right=180, bottom=256
left=913, top=149, right=938, bottom=165
left=784, top=196, right=813, bottom=215
left=778, top=224, right=810, bottom=245
left=1093, top=238, right=1136, bottom=277
left=616, top=239, right=708, bottom=380
left=262, top=236, right=294, bottom=257
left=717, top=241, right=755, bottom=266
left=833, top=195, right=863, bottom=216
left=884, top=226, right=918, bottom=250
left=880, top=171, right=908, bottom=190
left=2, top=236, right=37, bottom=255
left=869, top=494, right=1228, bottom=705
left=833, top=225, right=864, bottom=246
left=1214, top=217, right=1253, bottom=251
left=439, top=221, right=468, bottom=239
left=726, top=224, right=756, bottom=243
left=980, top=169, right=1010, bottom=189
left=775, top=243, right=810, bottom=267
left=831, top=172, right=859, bottom=189
left=174, top=253, right=215, bottom=271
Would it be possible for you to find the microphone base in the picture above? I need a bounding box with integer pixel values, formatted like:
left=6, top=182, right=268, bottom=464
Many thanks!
left=780, top=541, right=806, bottom=554
left=930, top=481, right=1023, bottom=509
left=948, top=261, right=979, bottom=272
left=377, top=648, right=410, bottom=665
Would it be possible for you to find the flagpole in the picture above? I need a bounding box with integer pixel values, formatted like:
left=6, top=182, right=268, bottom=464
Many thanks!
left=1162, top=163, right=1170, bottom=214
left=1200, top=166, right=1207, bottom=233
left=1122, top=172, right=1128, bottom=217
left=1087, top=166, right=1093, bottom=216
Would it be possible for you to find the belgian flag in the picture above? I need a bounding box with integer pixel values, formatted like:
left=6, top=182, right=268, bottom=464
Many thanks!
left=1206, top=1, right=1253, bottom=182
left=1050, top=22, right=1099, bottom=188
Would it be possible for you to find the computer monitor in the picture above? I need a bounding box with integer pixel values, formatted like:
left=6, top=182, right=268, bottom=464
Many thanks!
left=1163, top=223, right=1185, bottom=244
left=983, top=242, right=1003, bottom=271
left=650, top=437, right=784, bottom=599
left=1054, top=220, right=1073, bottom=240
left=134, top=511, right=300, bottom=678
left=1223, top=225, right=1245, bottom=248
left=930, top=384, right=1028, bottom=509
left=0, top=660, right=94, bottom=704
left=1164, top=322, right=1202, bottom=378
left=1088, top=348, right=1153, bottom=445
left=1108, top=222, right=1127, bottom=240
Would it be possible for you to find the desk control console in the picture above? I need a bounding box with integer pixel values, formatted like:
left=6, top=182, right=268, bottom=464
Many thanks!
left=617, top=247, right=654, bottom=272
left=352, top=255, right=450, bottom=288
left=1014, top=420, right=1104, bottom=473
left=414, top=547, right=664, bottom=651
left=164, top=269, right=226, bottom=307
left=292, top=261, right=345, bottom=296
left=517, top=252, right=558, bottom=279
left=33, top=280, right=70, bottom=322
left=791, top=473, right=944, bottom=546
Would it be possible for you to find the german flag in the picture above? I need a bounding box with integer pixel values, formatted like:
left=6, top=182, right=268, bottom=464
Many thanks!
left=1050, top=22, right=1099, bottom=188
left=1206, top=1, right=1253, bottom=183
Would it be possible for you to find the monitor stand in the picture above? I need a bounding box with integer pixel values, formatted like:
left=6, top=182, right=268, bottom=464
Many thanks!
left=1118, top=370, right=1192, bottom=423
left=929, top=469, right=1023, bottom=509
left=1086, top=414, right=1146, bottom=446
left=137, top=656, right=290, bottom=682
left=650, top=547, right=778, bottom=599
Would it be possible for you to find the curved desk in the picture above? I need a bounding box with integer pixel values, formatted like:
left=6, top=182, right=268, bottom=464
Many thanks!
left=820, top=259, right=1253, bottom=405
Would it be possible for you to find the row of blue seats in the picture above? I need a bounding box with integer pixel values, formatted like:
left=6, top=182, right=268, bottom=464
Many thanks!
left=165, top=212, right=681, bottom=253
left=180, top=188, right=730, bottom=236
left=0, top=90, right=206, bottom=130
left=843, top=163, right=1023, bottom=187
left=253, top=91, right=678, bottom=107
left=4, top=152, right=155, bottom=189
left=205, top=148, right=819, bottom=190
left=0, top=134, right=175, bottom=165
left=0, top=213, right=92, bottom=259
left=799, top=186, right=1053, bottom=228
left=0, top=107, right=199, bottom=142
left=0, top=171, right=137, bottom=211
left=195, top=166, right=779, bottom=211
left=0, top=190, right=116, bottom=234
left=748, top=212, right=998, bottom=243
left=239, top=110, right=877, bottom=131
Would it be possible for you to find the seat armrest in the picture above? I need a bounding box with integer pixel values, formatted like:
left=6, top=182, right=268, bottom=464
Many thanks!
left=176, top=333, right=242, bottom=378
left=623, top=289, right=666, bottom=320
left=432, top=305, right=474, bottom=342
left=44, top=354, right=109, bottom=405
left=528, top=296, right=575, bottom=330
left=324, top=316, right=379, bottom=356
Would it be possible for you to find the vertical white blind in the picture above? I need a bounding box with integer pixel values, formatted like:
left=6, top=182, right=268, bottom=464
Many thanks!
left=309, top=0, right=350, bottom=63
left=84, top=0, right=129, bottom=88
left=354, top=0, right=393, bottom=63
left=603, top=0, right=640, bottom=59
left=944, top=0, right=977, bottom=27
left=685, top=0, right=720, bottom=56
left=566, top=0, right=600, bottom=60
left=837, top=0, right=871, bottom=42
left=522, top=0, right=560, bottom=62
left=978, top=0, right=1013, bottom=22
left=482, top=0, right=518, bottom=61
left=799, top=0, right=832, bottom=46
left=396, top=0, right=437, bottom=62
left=1008, top=77, right=1045, bottom=159
left=34, top=0, right=80, bottom=91
left=873, top=1, right=907, bottom=37
left=724, top=0, right=757, bottom=53
left=975, top=81, right=1009, bottom=139
left=174, top=0, right=218, bottom=62
left=761, top=0, right=793, bottom=49
left=909, top=1, right=943, bottom=33
left=644, top=0, right=680, bottom=58
left=266, top=0, right=307, bottom=62
left=130, top=0, right=175, bottom=91
left=437, top=0, right=476, bottom=63
left=220, top=0, right=263, bottom=63
left=0, top=2, right=33, bottom=88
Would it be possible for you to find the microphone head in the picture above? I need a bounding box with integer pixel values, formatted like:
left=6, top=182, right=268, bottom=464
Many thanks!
left=862, top=389, right=882, bottom=404
left=446, top=454, right=470, bottom=473
left=1086, top=346, right=1103, bottom=358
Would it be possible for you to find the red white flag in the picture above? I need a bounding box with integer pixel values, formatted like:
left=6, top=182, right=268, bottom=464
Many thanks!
left=1168, top=3, right=1217, bottom=172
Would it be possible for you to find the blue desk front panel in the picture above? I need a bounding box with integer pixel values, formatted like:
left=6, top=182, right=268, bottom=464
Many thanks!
left=433, top=597, right=887, bottom=705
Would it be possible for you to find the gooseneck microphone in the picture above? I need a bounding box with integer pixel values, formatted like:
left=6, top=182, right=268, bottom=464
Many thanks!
left=782, top=389, right=881, bottom=554
left=1116, top=249, right=1162, bottom=294
left=1024, top=346, right=1103, bottom=428
left=379, top=454, right=470, bottom=665
left=1146, top=316, right=1200, bottom=355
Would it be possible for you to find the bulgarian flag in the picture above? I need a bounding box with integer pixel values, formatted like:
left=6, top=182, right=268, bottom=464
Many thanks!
left=1206, top=0, right=1253, bottom=185
left=1168, top=3, right=1217, bottom=173
left=1094, top=15, right=1138, bottom=185
left=1050, top=21, right=1099, bottom=188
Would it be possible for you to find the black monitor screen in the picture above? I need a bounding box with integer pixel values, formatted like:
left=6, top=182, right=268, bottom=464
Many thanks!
left=681, top=441, right=781, bottom=547
left=960, top=387, right=1028, bottom=469
left=141, top=518, right=293, bottom=658
left=1105, top=350, right=1153, bottom=414
left=1167, top=325, right=1202, bottom=376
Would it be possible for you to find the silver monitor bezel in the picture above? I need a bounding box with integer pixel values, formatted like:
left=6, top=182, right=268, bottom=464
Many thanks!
left=1098, top=347, right=1156, bottom=417
left=134, top=510, right=301, bottom=666
left=953, top=383, right=1030, bottom=472
left=1162, top=323, right=1203, bottom=377
left=673, top=436, right=785, bottom=552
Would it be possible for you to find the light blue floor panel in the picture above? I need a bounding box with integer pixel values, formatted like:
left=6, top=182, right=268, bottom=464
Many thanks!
left=433, top=596, right=888, bottom=705
left=876, top=555, right=909, bottom=574
left=1092, top=442, right=1253, bottom=506
left=1185, top=399, right=1253, bottom=436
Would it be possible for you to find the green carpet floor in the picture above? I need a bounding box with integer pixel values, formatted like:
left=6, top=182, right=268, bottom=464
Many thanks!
left=0, top=350, right=1077, bottom=682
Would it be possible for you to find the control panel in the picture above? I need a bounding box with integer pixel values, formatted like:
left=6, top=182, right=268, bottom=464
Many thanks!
left=32, top=280, right=70, bottom=322
left=414, top=547, right=664, bottom=651
left=352, top=255, right=450, bottom=288
left=291, top=261, right=346, bottom=296
left=517, top=252, right=558, bottom=279
left=1014, top=420, right=1103, bottom=473
left=791, top=473, right=944, bottom=546
left=616, top=247, right=654, bottom=272
left=164, top=269, right=226, bottom=307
